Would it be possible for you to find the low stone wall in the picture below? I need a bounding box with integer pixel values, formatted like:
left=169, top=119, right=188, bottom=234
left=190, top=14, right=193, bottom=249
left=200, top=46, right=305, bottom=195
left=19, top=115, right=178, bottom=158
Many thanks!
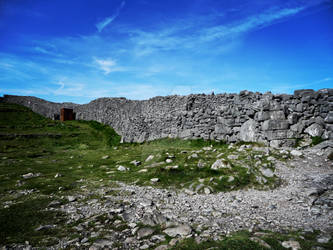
left=3, top=88, right=333, bottom=146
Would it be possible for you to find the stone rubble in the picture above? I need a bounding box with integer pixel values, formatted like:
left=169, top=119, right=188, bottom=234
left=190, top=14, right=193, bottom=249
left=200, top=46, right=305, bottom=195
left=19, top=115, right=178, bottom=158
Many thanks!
left=18, top=145, right=330, bottom=249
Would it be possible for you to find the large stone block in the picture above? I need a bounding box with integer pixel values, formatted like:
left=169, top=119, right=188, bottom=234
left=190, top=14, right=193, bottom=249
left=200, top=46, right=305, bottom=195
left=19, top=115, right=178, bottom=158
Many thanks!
left=261, top=120, right=289, bottom=131
left=270, top=111, right=285, bottom=120
left=290, top=122, right=305, bottom=133
left=215, top=124, right=233, bottom=135
left=254, top=111, right=270, bottom=121
left=287, top=113, right=298, bottom=124
left=217, top=117, right=235, bottom=126
left=304, top=123, right=324, bottom=137
left=239, top=119, right=258, bottom=142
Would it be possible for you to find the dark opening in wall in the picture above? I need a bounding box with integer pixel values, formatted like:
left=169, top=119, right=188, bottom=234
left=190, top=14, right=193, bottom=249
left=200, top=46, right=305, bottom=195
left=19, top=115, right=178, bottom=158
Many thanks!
left=60, top=108, right=75, bottom=121
left=53, top=114, right=60, bottom=120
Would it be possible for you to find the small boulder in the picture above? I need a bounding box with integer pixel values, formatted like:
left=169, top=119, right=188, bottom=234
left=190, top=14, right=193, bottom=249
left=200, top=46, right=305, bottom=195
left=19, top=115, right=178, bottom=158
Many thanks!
left=145, top=155, right=154, bottom=162
left=211, top=159, right=231, bottom=170
left=165, top=165, right=179, bottom=170
left=260, top=168, right=274, bottom=178
left=150, top=178, right=159, bottom=183
left=117, top=165, right=127, bottom=171
left=130, top=160, right=141, bottom=166
left=137, top=227, right=155, bottom=239
left=304, top=123, right=324, bottom=137
left=290, top=150, right=303, bottom=157
left=67, top=196, right=76, bottom=202
left=163, top=224, right=192, bottom=237
left=281, top=240, right=301, bottom=250
left=138, top=169, right=148, bottom=173
left=22, top=173, right=34, bottom=179
left=165, top=159, right=173, bottom=163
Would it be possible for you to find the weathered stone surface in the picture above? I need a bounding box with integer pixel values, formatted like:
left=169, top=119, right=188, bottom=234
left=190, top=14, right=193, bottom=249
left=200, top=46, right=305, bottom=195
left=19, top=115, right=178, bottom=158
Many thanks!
left=239, top=119, right=258, bottom=142
left=3, top=88, right=333, bottom=147
left=211, top=159, right=231, bottom=170
left=137, top=227, right=155, bottom=239
left=262, top=120, right=289, bottom=131
left=281, top=240, right=301, bottom=250
left=290, top=150, right=303, bottom=157
left=117, top=165, right=127, bottom=171
left=163, top=224, right=192, bottom=237
left=260, top=168, right=274, bottom=178
left=254, top=111, right=270, bottom=121
left=304, top=123, right=324, bottom=137
left=270, top=111, right=285, bottom=120
left=325, top=112, right=333, bottom=124
left=287, top=113, right=298, bottom=124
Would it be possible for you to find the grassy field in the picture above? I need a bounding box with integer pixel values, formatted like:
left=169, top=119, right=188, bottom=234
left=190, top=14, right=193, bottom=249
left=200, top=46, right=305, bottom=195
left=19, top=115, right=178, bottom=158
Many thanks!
left=1, top=102, right=331, bottom=249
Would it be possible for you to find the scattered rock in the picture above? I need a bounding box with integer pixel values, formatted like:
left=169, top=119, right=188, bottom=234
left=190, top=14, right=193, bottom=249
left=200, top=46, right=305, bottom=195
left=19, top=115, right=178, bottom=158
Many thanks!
left=150, top=178, right=160, bottom=183
left=145, top=155, right=154, bottom=162
left=188, top=153, right=199, bottom=159
left=163, top=224, right=192, bottom=237
left=204, top=187, right=211, bottom=194
left=102, top=155, right=109, bottom=160
left=67, top=196, right=77, bottom=202
left=22, top=173, right=36, bottom=179
left=54, top=173, right=62, bottom=178
left=117, top=165, right=128, bottom=171
left=165, top=165, right=179, bottom=170
left=260, top=168, right=274, bottom=178
left=290, top=150, right=303, bottom=157
left=93, top=239, right=113, bottom=248
left=137, top=227, right=155, bottom=239
left=211, top=159, right=231, bottom=170
left=130, top=160, right=141, bottom=166
left=281, top=240, right=301, bottom=250
left=166, top=158, right=173, bottom=163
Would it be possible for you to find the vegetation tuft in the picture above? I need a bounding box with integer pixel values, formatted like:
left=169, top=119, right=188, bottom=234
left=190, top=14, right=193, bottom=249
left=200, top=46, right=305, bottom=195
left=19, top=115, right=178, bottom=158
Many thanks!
left=311, top=136, right=325, bottom=146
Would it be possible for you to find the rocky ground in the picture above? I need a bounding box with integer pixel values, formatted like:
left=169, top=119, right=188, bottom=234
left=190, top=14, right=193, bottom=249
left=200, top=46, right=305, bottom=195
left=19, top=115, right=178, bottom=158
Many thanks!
left=5, top=143, right=332, bottom=250
left=1, top=103, right=333, bottom=249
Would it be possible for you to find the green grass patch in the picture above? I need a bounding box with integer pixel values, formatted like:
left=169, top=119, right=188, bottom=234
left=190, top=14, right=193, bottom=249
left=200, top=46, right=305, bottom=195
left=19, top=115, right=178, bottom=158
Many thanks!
left=311, top=136, right=325, bottom=146
left=0, top=197, right=66, bottom=246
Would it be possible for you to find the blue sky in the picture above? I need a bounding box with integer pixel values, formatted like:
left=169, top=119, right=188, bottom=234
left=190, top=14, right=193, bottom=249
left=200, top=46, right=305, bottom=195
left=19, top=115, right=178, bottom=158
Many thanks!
left=0, top=0, right=332, bottom=103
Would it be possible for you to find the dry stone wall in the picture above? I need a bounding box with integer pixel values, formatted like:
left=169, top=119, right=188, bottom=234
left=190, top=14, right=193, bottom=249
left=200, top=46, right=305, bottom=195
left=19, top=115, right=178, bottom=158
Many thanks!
left=3, top=88, right=333, bottom=146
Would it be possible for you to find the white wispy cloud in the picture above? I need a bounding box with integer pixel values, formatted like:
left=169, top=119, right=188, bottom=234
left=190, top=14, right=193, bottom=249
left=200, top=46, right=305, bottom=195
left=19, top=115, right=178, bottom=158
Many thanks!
left=200, top=6, right=306, bottom=42
left=94, top=58, right=125, bottom=74
left=96, top=1, right=125, bottom=32
left=126, top=5, right=310, bottom=57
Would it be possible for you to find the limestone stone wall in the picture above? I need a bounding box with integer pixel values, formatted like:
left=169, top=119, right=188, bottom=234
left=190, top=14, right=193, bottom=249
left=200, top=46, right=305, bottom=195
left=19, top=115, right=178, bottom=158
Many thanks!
left=3, top=88, right=333, bottom=146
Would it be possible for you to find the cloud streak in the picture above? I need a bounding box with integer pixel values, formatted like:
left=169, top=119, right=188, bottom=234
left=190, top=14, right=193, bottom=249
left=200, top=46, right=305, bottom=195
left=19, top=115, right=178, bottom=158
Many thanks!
left=200, top=6, right=306, bottom=42
left=96, top=1, right=125, bottom=32
left=125, top=5, right=311, bottom=57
